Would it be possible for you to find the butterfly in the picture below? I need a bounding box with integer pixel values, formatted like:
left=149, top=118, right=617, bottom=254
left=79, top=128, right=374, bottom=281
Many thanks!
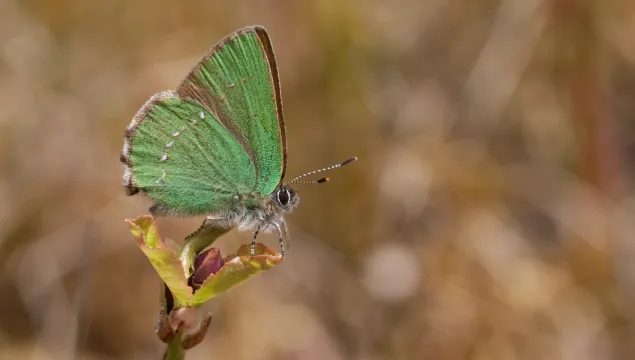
left=120, top=25, right=356, bottom=256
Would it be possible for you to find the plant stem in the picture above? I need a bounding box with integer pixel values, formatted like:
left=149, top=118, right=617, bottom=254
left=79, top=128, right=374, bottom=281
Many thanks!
left=163, top=331, right=185, bottom=360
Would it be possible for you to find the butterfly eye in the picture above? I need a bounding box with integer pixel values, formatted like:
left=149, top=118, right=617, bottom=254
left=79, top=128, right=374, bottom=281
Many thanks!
left=277, top=188, right=291, bottom=206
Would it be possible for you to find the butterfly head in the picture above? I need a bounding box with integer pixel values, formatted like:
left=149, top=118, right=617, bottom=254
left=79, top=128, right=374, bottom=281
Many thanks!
left=272, top=185, right=300, bottom=212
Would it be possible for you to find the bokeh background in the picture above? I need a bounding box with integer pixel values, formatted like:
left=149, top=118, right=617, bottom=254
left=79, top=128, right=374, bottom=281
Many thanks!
left=3, top=0, right=635, bottom=359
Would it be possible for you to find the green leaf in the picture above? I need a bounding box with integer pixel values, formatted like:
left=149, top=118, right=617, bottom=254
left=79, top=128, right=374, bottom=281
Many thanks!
left=127, top=215, right=283, bottom=308
left=189, top=243, right=282, bottom=306
left=126, top=215, right=192, bottom=306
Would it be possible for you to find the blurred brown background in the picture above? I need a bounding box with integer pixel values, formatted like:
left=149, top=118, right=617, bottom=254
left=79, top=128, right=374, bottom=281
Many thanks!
left=2, top=0, right=635, bottom=359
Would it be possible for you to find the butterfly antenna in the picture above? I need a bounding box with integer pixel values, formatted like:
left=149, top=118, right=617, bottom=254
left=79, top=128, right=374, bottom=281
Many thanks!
left=292, top=177, right=330, bottom=184
left=288, top=157, right=358, bottom=185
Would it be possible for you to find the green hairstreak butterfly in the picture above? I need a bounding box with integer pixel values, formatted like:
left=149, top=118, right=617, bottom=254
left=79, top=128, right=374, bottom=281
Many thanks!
left=120, top=25, right=356, bottom=256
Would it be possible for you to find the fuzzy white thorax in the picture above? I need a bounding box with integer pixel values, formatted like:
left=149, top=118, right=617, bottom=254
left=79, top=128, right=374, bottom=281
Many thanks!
left=205, top=186, right=299, bottom=233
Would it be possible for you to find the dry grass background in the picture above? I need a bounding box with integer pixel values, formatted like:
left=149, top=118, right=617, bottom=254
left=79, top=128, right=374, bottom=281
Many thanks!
left=2, top=0, right=635, bottom=359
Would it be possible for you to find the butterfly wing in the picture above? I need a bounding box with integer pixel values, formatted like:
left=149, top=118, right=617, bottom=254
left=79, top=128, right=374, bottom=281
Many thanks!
left=176, top=26, right=287, bottom=196
left=121, top=90, right=257, bottom=215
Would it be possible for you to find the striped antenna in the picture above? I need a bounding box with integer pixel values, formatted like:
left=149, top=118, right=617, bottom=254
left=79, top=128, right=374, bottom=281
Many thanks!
left=287, top=157, right=357, bottom=185
left=291, top=177, right=330, bottom=185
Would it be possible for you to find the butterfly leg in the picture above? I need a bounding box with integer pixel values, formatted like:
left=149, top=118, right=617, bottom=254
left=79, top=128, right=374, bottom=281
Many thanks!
left=251, top=228, right=260, bottom=257
left=274, top=222, right=285, bottom=258
left=281, top=218, right=291, bottom=251
left=186, top=216, right=227, bottom=240
left=204, top=215, right=229, bottom=224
